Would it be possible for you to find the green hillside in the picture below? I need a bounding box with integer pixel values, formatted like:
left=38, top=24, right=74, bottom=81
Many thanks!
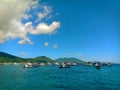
left=0, top=52, right=84, bottom=64
left=0, top=52, right=20, bottom=59
left=0, top=52, right=25, bottom=63
left=26, top=56, right=53, bottom=63
left=0, top=52, right=53, bottom=63
left=55, top=57, right=84, bottom=64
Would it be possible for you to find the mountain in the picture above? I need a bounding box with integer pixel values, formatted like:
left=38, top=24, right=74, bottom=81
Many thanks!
left=0, top=52, right=26, bottom=63
left=0, top=52, right=20, bottom=59
left=0, top=52, right=84, bottom=64
left=26, top=56, right=53, bottom=63
left=0, top=52, right=53, bottom=63
left=55, top=57, right=84, bottom=64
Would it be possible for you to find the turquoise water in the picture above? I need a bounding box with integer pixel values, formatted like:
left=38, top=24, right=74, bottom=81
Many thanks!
left=0, top=64, right=120, bottom=90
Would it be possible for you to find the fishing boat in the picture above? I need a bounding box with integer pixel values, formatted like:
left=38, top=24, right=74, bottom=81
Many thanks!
left=107, top=63, right=112, bottom=67
left=59, top=62, right=70, bottom=68
left=24, top=63, right=38, bottom=68
left=95, top=63, right=101, bottom=69
left=24, top=63, right=32, bottom=68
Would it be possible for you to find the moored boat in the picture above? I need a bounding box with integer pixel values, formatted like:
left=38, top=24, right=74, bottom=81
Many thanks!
left=107, top=63, right=112, bottom=67
left=24, top=62, right=38, bottom=68
left=95, top=63, right=101, bottom=69
left=59, top=62, right=70, bottom=68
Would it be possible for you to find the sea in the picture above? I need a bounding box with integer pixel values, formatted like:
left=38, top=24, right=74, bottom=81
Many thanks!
left=0, top=64, right=120, bottom=90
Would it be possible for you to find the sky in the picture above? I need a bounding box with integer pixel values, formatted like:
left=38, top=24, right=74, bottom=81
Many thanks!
left=0, top=0, right=120, bottom=63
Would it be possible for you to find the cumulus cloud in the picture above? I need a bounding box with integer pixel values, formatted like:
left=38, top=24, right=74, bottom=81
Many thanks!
left=29, top=22, right=60, bottom=34
left=0, top=0, right=35, bottom=44
left=0, top=0, right=60, bottom=44
left=53, top=44, right=58, bottom=49
left=44, top=42, right=49, bottom=46
left=22, top=14, right=32, bottom=20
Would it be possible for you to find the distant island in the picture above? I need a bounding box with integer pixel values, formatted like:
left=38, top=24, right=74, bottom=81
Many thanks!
left=0, top=52, right=84, bottom=64
left=56, top=57, right=84, bottom=64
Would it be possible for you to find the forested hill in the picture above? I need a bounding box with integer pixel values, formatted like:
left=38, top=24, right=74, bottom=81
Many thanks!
left=0, top=52, right=53, bottom=63
left=55, top=57, right=84, bottom=64
left=0, top=52, right=85, bottom=64
left=0, top=52, right=21, bottom=59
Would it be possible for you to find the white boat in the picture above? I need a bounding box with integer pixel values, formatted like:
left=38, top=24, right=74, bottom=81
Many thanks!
left=71, top=62, right=77, bottom=66
left=54, top=62, right=59, bottom=65
left=47, top=62, right=52, bottom=65
left=59, top=62, right=70, bottom=68
left=14, top=63, right=19, bottom=65
left=3, top=63, right=8, bottom=65
left=24, top=63, right=32, bottom=68
left=39, top=62, right=45, bottom=66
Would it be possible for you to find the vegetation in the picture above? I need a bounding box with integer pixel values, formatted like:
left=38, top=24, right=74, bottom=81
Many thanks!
left=55, top=57, right=84, bottom=64
left=25, top=56, right=54, bottom=63
left=0, top=52, right=84, bottom=64
left=0, top=52, right=25, bottom=63
left=0, top=52, right=53, bottom=63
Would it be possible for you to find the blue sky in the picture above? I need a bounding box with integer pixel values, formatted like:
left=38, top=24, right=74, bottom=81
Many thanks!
left=0, top=0, right=120, bottom=63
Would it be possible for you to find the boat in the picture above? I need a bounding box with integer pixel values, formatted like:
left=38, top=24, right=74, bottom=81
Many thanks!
left=59, top=62, right=70, bottom=68
left=107, top=63, right=112, bottom=67
left=24, top=63, right=38, bottom=68
left=24, top=63, right=32, bottom=68
left=95, top=63, right=101, bottom=69
left=14, top=63, right=19, bottom=65
left=71, top=62, right=77, bottom=66
left=54, top=62, right=59, bottom=65
left=39, top=62, right=45, bottom=66
left=102, top=63, right=107, bottom=66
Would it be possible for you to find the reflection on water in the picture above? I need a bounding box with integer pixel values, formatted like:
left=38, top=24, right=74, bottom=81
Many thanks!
left=0, top=64, right=120, bottom=90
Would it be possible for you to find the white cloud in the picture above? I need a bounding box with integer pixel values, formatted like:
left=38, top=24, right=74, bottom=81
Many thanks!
left=29, top=22, right=60, bottom=34
left=53, top=44, right=58, bottom=48
left=10, top=19, right=33, bottom=44
left=77, top=53, right=83, bottom=57
left=0, top=0, right=60, bottom=44
left=37, top=6, right=51, bottom=21
left=0, top=0, right=35, bottom=44
left=22, top=14, right=32, bottom=20
left=44, top=42, right=49, bottom=46
left=19, top=52, right=28, bottom=56
left=18, top=38, right=33, bottom=45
